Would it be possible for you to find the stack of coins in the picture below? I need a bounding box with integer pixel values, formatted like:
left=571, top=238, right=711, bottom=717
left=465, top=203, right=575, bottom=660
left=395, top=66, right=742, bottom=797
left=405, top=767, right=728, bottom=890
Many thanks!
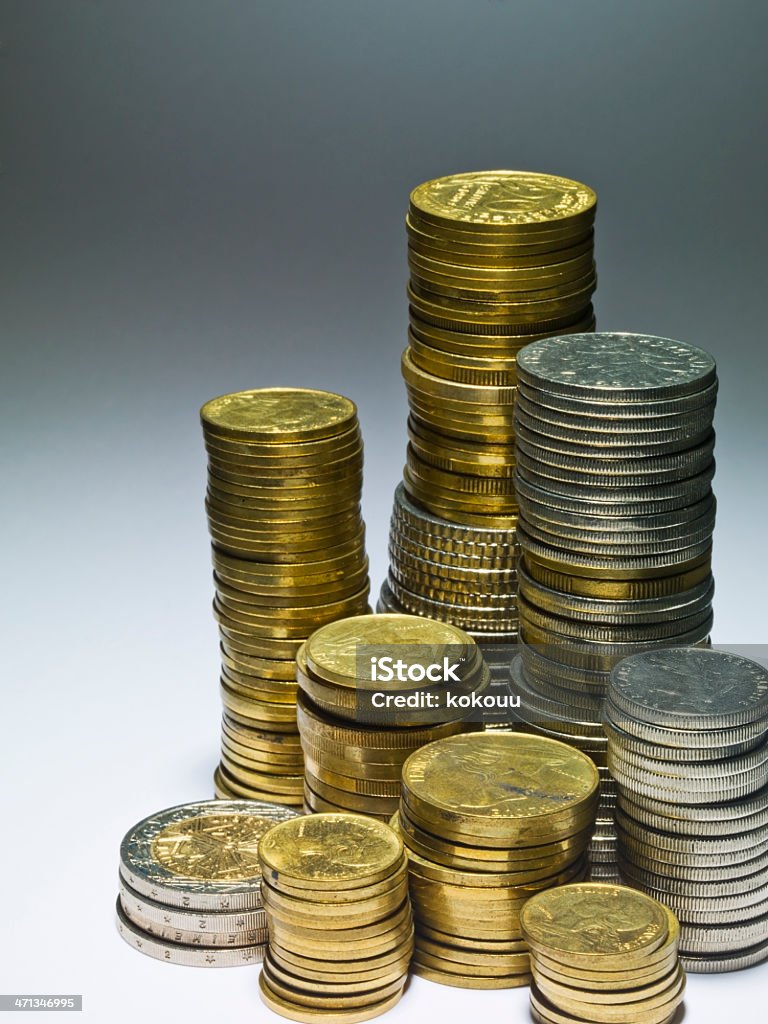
left=116, top=800, right=298, bottom=967
left=382, top=171, right=598, bottom=682
left=521, top=882, right=685, bottom=1024
left=200, top=388, right=370, bottom=805
left=392, top=732, right=599, bottom=988
left=512, top=332, right=718, bottom=877
left=606, top=648, right=768, bottom=972
left=258, top=813, right=413, bottom=1021
left=296, top=613, right=486, bottom=819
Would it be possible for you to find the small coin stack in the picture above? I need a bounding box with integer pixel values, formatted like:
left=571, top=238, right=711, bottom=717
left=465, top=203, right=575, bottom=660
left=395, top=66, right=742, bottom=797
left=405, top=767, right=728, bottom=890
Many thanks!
left=521, top=883, right=685, bottom=1024
left=606, top=648, right=768, bottom=973
left=116, top=799, right=299, bottom=967
left=382, top=170, right=598, bottom=683
left=258, top=813, right=413, bottom=1021
left=200, top=388, right=370, bottom=806
left=512, top=332, right=718, bottom=878
left=391, top=732, right=599, bottom=988
left=295, top=613, right=486, bottom=820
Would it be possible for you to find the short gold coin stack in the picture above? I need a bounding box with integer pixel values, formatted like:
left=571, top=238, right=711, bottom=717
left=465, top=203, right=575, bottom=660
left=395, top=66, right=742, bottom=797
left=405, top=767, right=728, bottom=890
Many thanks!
left=200, top=388, right=370, bottom=805
left=295, top=613, right=486, bottom=819
left=392, top=732, right=599, bottom=988
left=511, top=333, right=717, bottom=877
left=521, top=883, right=685, bottom=1024
left=258, top=813, right=413, bottom=1022
left=382, top=170, right=597, bottom=707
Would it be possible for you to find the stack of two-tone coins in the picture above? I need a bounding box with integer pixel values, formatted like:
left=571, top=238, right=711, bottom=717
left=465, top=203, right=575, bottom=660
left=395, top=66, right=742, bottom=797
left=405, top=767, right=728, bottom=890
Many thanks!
left=391, top=732, right=599, bottom=988
left=381, top=485, right=519, bottom=722
left=295, top=613, right=486, bottom=819
left=383, top=170, right=598, bottom=700
left=116, top=800, right=298, bottom=967
left=258, top=813, right=413, bottom=1021
left=606, top=648, right=768, bottom=973
left=200, top=388, right=370, bottom=806
left=521, top=883, right=685, bottom=1024
left=511, top=332, right=717, bottom=878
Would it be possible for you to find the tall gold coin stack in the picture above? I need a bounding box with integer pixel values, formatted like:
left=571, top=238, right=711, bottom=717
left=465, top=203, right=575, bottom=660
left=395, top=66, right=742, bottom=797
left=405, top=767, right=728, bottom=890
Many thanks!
left=382, top=170, right=597, bottom=708
left=511, top=333, right=717, bottom=879
left=258, top=813, right=413, bottom=1022
left=606, top=649, right=768, bottom=973
left=200, top=388, right=370, bottom=806
left=521, top=883, right=685, bottom=1024
left=391, top=732, right=599, bottom=988
left=295, top=613, right=487, bottom=820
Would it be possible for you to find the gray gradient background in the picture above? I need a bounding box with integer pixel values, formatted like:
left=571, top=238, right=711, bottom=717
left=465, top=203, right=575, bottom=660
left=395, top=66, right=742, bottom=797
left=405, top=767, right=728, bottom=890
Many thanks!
left=2, top=1, right=767, bottom=1020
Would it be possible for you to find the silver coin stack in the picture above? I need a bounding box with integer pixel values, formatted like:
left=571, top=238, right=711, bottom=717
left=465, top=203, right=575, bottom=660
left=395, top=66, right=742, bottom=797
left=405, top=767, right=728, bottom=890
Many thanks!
left=381, top=484, right=519, bottom=722
left=606, top=649, right=768, bottom=973
left=511, top=332, right=718, bottom=879
left=116, top=800, right=298, bottom=967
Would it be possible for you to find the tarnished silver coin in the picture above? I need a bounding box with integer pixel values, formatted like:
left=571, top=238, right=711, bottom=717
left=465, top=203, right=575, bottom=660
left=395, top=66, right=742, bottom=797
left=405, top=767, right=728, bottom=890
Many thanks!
left=609, top=648, right=768, bottom=729
left=516, top=332, right=717, bottom=401
left=119, top=799, right=300, bottom=911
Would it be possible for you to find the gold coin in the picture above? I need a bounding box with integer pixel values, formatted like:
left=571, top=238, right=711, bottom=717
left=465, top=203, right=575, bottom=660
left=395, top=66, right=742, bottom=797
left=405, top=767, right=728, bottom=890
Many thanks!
left=408, top=336, right=518, bottom=387
left=409, top=268, right=596, bottom=305
left=529, top=978, right=684, bottom=1024
left=533, top=963, right=684, bottom=1007
left=416, top=922, right=528, bottom=954
left=406, top=447, right=517, bottom=495
left=259, top=812, right=404, bottom=889
left=403, top=470, right=518, bottom=513
left=213, top=766, right=304, bottom=806
left=263, top=950, right=410, bottom=993
left=405, top=212, right=592, bottom=254
left=302, top=757, right=402, bottom=799
left=402, top=347, right=516, bottom=405
left=267, top=863, right=408, bottom=906
left=304, top=612, right=477, bottom=688
left=305, top=775, right=401, bottom=818
left=264, top=901, right=412, bottom=945
left=407, top=233, right=594, bottom=268
left=215, top=585, right=370, bottom=624
left=204, top=424, right=362, bottom=458
left=520, top=883, right=671, bottom=967
left=212, top=547, right=367, bottom=582
left=201, top=388, right=357, bottom=443
left=408, top=247, right=594, bottom=283
left=300, top=743, right=405, bottom=782
left=258, top=969, right=405, bottom=1022
left=220, top=757, right=304, bottom=793
left=270, top=935, right=413, bottom=974
left=413, top=946, right=530, bottom=979
left=261, top=961, right=405, bottom=1011
left=408, top=280, right=596, bottom=323
left=522, top=553, right=713, bottom=599
left=409, top=171, right=596, bottom=235
left=221, top=738, right=302, bottom=772
left=261, top=881, right=408, bottom=927
left=214, top=567, right=369, bottom=603
left=401, top=733, right=598, bottom=842
left=416, top=934, right=530, bottom=971
left=411, top=959, right=531, bottom=989
left=532, top=952, right=679, bottom=990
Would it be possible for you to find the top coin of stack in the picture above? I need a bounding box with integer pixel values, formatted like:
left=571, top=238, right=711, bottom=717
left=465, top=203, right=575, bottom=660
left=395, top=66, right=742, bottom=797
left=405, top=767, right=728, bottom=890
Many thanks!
left=296, top=612, right=486, bottom=820
left=605, top=648, right=768, bottom=973
left=511, top=332, right=717, bottom=877
left=200, top=388, right=370, bottom=806
left=521, top=882, right=685, bottom=1024
left=116, top=799, right=299, bottom=967
left=258, top=813, right=413, bottom=1022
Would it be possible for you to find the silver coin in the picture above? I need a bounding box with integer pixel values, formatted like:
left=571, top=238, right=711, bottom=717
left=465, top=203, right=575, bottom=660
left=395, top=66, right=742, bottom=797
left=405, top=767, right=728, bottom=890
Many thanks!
left=515, top=332, right=717, bottom=401
left=513, top=657, right=605, bottom=714
left=615, top=806, right=768, bottom=856
left=119, top=877, right=268, bottom=934
left=517, top=377, right=719, bottom=419
left=662, top=897, right=768, bottom=927
left=617, top=787, right=768, bottom=834
left=604, top=700, right=766, bottom=751
left=516, top=489, right=716, bottom=534
left=119, top=799, right=300, bottom=911
left=514, top=391, right=716, bottom=441
left=515, top=446, right=715, bottom=488
left=617, top=857, right=768, bottom=897
left=680, top=916, right=768, bottom=955
left=120, top=903, right=268, bottom=948
left=386, top=573, right=518, bottom=630
left=392, top=482, right=515, bottom=544
left=115, top=899, right=266, bottom=967
left=607, top=733, right=768, bottom=780
left=515, top=421, right=716, bottom=468
left=389, top=551, right=517, bottom=599
left=519, top=596, right=713, bottom=643
left=680, top=940, right=768, bottom=973
left=391, top=533, right=518, bottom=571
left=608, top=752, right=766, bottom=803
left=604, top=714, right=762, bottom=764
left=515, top=463, right=716, bottom=510
left=617, top=835, right=768, bottom=873
left=609, top=648, right=768, bottom=729
left=511, top=656, right=603, bottom=724
left=391, top=540, right=518, bottom=581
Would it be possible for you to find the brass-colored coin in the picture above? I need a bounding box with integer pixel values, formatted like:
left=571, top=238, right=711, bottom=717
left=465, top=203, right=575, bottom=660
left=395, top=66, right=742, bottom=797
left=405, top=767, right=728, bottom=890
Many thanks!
left=259, top=812, right=404, bottom=889
left=407, top=281, right=595, bottom=325
left=408, top=247, right=594, bottom=284
left=207, top=471, right=361, bottom=504
left=409, top=309, right=595, bottom=352
left=408, top=337, right=518, bottom=388
left=212, top=547, right=367, bottom=583
left=220, top=756, right=304, bottom=793
left=215, top=585, right=370, bottom=624
left=529, top=981, right=683, bottom=1024
left=263, top=948, right=411, bottom=991
left=220, top=747, right=302, bottom=781
left=221, top=737, right=302, bottom=772
left=303, top=757, right=403, bottom=799
left=264, top=900, right=412, bottom=946
left=403, top=475, right=518, bottom=522
left=405, top=211, right=592, bottom=254
left=305, top=775, right=401, bottom=817
left=207, top=465, right=363, bottom=497
left=407, top=409, right=517, bottom=447
left=402, top=732, right=598, bottom=842
left=204, top=427, right=362, bottom=462
left=409, top=171, right=596, bottom=234
left=533, top=963, right=684, bottom=1006
left=411, top=959, right=531, bottom=989
left=201, top=388, right=357, bottom=443
left=407, top=230, right=593, bottom=266
left=270, top=936, right=413, bottom=975
left=261, top=960, right=406, bottom=1010
left=261, top=880, right=408, bottom=927
left=218, top=629, right=305, bottom=659
left=267, top=863, right=408, bottom=905
left=416, top=934, right=530, bottom=970
left=531, top=950, right=679, bottom=989
left=408, top=415, right=516, bottom=459
left=210, top=533, right=366, bottom=565
left=204, top=438, right=362, bottom=470
left=214, top=567, right=369, bottom=604
left=304, top=612, right=477, bottom=688
left=300, top=742, right=405, bottom=783
left=220, top=648, right=298, bottom=680
left=403, top=347, right=516, bottom=405
left=206, top=497, right=361, bottom=531
left=416, top=922, right=528, bottom=953
left=221, top=714, right=302, bottom=750
left=207, top=486, right=362, bottom=519
left=258, top=970, right=405, bottom=1023
left=220, top=668, right=296, bottom=701
left=409, top=267, right=596, bottom=304
left=214, top=765, right=304, bottom=806
left=521, top=883, right=672, bottom=967
left=406, top=447, right=517, bottom=495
